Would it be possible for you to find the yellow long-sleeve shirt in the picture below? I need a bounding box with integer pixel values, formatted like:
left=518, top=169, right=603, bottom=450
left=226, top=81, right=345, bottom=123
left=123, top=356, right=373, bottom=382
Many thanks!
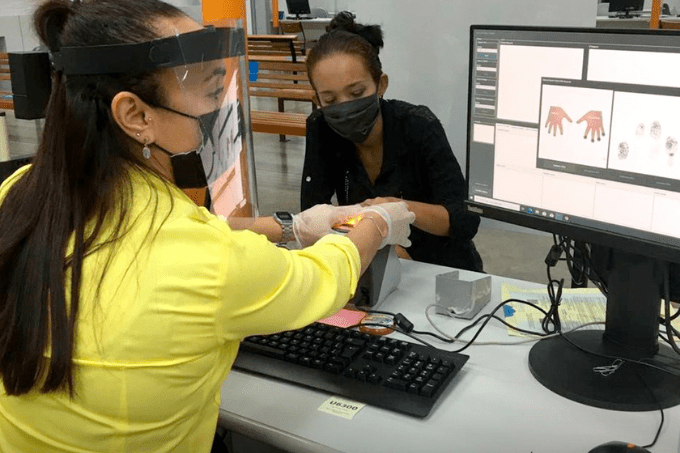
left=0, top=166, right=360, bottom=452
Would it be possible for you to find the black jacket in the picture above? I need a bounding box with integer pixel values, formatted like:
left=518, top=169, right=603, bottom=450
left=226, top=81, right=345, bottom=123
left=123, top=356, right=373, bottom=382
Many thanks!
left=301, top=98, right=483, bottom=271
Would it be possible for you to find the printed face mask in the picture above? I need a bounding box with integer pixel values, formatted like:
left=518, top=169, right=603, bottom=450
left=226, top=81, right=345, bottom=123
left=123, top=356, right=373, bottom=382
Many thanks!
left=154, top=100, right=240, bottom=189
left=320, top=94, right=381, bottom=144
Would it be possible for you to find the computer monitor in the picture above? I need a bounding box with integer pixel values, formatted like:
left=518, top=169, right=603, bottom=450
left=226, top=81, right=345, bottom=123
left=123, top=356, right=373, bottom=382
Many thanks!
left=466, top=25, right=680, bottom=411
left=608, top=0, right=644, bottom=17
left=285, top=0, right=311, bottom=19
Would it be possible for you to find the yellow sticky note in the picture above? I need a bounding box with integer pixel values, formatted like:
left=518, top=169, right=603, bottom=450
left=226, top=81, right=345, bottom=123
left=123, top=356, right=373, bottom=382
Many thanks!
left=318, top=396, right=366, bottom=420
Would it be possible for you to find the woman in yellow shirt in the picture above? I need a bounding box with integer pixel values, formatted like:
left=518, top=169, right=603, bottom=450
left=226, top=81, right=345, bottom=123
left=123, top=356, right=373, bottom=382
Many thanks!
left=0, top=0, right=414, bottom=452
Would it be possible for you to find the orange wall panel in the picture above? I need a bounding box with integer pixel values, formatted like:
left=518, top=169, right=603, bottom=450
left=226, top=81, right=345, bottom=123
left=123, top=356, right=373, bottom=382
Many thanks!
left=202, top=0, right=246, bottom=24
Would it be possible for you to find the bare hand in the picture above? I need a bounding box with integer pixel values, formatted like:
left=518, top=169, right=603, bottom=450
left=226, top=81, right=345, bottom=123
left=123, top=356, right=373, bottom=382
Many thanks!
left=395, top=245, right=412, bottom=260
left=545, top=106, right=572, bottom=136
left=577, top=110, right=605, bottom=142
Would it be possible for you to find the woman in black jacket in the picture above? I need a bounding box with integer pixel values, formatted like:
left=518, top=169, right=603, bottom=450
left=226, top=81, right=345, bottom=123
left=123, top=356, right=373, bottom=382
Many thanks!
left=301, top=12, right=483, bottom=271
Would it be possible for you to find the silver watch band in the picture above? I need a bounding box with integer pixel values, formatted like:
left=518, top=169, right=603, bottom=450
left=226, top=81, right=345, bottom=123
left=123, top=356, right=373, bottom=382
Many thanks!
left=280, top=222, right=294, bottom=243
left=274, top=212, right=295, bottom=243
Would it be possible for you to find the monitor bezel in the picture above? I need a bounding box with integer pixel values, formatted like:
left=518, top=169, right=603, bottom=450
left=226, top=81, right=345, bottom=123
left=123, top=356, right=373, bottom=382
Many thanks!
left=285, top=0, right=311, bottom=16
left=608, top=0, right=645, bottom=13
left=465, top=25, right=680, bottom=266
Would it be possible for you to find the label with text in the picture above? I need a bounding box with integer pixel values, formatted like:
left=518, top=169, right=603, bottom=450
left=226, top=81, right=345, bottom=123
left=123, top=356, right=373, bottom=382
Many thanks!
left=318, top=396, right=366, bottom=420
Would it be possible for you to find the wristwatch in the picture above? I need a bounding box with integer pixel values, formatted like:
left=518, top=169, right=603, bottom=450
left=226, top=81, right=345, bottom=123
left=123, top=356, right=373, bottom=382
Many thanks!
left=273, top=211, right=295, bottom=243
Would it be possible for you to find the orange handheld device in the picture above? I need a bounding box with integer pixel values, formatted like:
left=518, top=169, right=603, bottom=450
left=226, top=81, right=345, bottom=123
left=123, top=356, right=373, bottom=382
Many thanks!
left=332, top=213, right=364, bottom=233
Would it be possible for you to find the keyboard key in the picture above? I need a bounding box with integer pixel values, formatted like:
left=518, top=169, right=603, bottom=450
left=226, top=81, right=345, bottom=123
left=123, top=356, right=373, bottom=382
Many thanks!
left=421, top=383, right=437, bottom=397
left=345, top=337, right=366, bottom=347
left=299, top=356, right=311, bottom=367
left=414, top=376, right=427, bottom=385
left=311, top=359, right=324, bottom=369
left=426, top=379, right=441, bottom=391
left=368, top=374, right=382, bottom=384
left=325, top=363, right=343, bottom=374
left=385, top=377, right=408, bottom=391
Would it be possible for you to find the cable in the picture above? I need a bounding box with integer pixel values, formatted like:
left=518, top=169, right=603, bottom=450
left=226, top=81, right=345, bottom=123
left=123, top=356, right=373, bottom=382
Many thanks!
left=425, top=303, right=605, bottom=346
left=556, top=330, right=680, bottom=379
left=543, top=264, right=564, bottom=335
left=663, top=263, right=680, bottom=355
left=410, top=329, right=455, bottom=344
left=345, top=322, right=436, bottom=349
left=636, top=367, right=664, bottom=450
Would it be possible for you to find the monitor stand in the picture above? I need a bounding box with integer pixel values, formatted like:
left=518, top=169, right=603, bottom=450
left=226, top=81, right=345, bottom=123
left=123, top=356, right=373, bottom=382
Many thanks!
left=613, top=9, right=641, bottom=18
left=528, top=249, right=680, bottom=411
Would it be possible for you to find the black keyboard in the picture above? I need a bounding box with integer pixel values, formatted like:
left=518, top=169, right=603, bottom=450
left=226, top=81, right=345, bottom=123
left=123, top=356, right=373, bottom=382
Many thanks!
left=233, top=322, right=469, bottom=417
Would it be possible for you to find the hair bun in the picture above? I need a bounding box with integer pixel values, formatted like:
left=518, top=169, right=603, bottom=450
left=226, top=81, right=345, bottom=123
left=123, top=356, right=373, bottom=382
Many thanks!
left=34, top=0, right=74, bottom=51
left=328, top=11, right=384, bottom=54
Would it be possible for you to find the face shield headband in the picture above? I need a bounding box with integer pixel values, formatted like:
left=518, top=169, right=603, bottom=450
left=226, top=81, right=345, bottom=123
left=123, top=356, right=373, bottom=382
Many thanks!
left=50, top=26, right=245, bottom=75
left=47, top=26, right=246, bottom=190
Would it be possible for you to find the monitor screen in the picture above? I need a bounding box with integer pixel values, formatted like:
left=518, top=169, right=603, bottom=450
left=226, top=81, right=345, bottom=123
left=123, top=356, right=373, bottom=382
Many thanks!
left=466, top=25, right=680, bottom=411
left=286, top=0, right=311, bottom=16
left=608, top=0, right=644, bottom=13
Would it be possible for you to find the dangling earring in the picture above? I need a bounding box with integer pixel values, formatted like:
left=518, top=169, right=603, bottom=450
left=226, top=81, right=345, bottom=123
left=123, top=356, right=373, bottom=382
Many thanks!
left=142, top=139, right=151, bottom=160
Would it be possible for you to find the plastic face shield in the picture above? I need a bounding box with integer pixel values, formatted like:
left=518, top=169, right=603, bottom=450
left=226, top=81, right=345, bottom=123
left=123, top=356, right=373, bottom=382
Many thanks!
left=169, top=27, right=245, bottom=190
left=51, top=25, right=249, bottom=212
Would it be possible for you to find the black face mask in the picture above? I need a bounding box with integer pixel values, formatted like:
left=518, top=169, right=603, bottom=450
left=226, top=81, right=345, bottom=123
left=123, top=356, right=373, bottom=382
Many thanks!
left=321, top=94, right=381, bottom=144
left=153, top=106, right=221, bottom=189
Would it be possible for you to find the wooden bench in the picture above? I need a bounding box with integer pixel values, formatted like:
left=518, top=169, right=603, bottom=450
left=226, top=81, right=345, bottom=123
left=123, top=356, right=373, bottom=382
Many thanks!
left=247, top=34, right=305, bottom=63
left=248, top=59, right=315, bottom=139
left=0, top=53, right=14, bottom=111
left=250, top=110, right=307, bottom=136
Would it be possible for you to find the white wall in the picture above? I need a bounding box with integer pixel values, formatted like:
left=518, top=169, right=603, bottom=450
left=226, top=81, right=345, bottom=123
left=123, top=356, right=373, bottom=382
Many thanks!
left=0, top=0, right=203, bottom=52
left=353, top=1, right=595, bottom=166
left=349, top=0, right=596, bottom=232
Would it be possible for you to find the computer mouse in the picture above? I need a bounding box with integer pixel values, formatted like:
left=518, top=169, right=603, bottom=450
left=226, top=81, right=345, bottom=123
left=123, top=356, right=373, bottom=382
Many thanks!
left=588, top=441, right=652, bottom=453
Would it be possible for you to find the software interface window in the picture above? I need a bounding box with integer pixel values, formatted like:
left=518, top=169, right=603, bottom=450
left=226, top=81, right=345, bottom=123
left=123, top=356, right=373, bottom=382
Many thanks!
left=468, top=29, right=680, bottom=245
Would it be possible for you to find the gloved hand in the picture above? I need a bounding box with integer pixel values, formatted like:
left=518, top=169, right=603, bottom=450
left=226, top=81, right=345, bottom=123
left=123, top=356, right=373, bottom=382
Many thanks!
left=292, top=204, right=363, bottom=247
left=361, top=202, right=416, bottom=249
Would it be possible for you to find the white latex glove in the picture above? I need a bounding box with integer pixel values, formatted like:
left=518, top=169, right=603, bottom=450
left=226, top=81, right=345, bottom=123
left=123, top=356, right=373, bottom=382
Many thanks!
left=361, top=202, right=416, bottom=249
left=292, top=203, right=363, bottom=247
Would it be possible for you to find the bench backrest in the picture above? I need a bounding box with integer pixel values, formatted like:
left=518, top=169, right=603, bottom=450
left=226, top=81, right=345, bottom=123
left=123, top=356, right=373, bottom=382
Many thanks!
left=0, top=53, right=14, bottom=110
left=248, top=59, right=315, bottom=102
left=247, top=34, right=305, bottom=62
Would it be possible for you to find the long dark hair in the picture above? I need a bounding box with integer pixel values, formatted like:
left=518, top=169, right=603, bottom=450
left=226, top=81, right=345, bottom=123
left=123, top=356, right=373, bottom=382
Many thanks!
left=0, top=0, right=186, bottom=396
left=306, top=12, right=384, bottom=86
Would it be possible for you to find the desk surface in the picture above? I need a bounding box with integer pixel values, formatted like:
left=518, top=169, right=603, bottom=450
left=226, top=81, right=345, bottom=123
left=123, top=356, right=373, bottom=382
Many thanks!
left=219, top=260, right=680, bottom=453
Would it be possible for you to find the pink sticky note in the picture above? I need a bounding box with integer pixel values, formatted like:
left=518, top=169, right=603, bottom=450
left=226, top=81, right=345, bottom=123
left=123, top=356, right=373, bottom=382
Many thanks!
left=319, top=309, right=367, bottom=328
